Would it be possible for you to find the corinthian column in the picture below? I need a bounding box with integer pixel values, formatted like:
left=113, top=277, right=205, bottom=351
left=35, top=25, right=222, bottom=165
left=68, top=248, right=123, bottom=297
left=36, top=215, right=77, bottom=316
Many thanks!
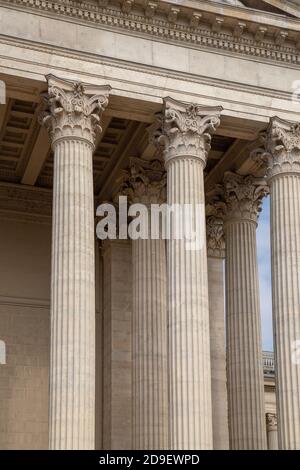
left=120, top=158, right=168, bottom=449
left=206, top=211, right=229, bottom=450
left=41, top=75, right=110, bottom=449
left=253, top=118, right=300, bottom=449
left=223, top=172, right=268, bottom=450
left=151, top=98, right=222, bottom=449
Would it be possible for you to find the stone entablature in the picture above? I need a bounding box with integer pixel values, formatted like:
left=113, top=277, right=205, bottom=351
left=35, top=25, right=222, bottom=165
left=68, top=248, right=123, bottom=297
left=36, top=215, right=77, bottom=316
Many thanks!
left=1, top=0, right=300, bottom=65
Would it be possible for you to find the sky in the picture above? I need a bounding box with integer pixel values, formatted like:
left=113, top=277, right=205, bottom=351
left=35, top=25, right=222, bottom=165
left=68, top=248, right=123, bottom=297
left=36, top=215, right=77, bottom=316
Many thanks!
left=257, top=196, right=273, bottom=352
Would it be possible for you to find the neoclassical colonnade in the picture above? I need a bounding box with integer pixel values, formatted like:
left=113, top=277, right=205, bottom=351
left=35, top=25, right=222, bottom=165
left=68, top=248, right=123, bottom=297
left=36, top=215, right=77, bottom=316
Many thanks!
left=41, top=74, right=300, bottom=450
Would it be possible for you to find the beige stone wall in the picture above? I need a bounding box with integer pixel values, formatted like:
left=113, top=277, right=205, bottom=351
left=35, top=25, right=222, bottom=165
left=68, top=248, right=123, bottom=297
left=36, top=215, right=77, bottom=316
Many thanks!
left=264, top=379, right=277, bottom=415
left=0, top=220, right=106, bottom=450
left=0, top=218, right=51, bottom=449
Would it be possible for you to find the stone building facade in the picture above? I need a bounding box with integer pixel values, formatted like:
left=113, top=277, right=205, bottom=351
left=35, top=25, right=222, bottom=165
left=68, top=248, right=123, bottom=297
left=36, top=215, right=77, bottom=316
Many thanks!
left=0, top=0, right=299, bottom=450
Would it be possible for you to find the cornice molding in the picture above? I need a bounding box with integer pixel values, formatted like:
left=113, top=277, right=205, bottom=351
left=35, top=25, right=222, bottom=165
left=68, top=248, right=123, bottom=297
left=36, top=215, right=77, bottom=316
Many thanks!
left=1, top=0, right=300, bottom=66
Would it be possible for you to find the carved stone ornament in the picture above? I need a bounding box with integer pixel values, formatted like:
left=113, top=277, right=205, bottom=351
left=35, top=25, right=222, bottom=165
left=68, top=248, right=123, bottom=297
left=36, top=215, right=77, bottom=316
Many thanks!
left=116, top=157, right=166, bottom=205
left=205, top=189, right=226, bottom=258
left=148, top=97, right=222, bottom=167
left=206, top=215, right=225, bottom=258
left=223, top=172, right=269, bottom=223
left=40, top=75, right=111, bottom=147
left=252, top=117, right=300, bottom=180
left=266, top=413, right=278, bottom=431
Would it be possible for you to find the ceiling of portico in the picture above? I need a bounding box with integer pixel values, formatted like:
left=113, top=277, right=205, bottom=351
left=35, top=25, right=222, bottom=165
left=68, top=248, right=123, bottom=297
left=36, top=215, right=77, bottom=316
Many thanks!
left=0, top=76, right=265, bottom=218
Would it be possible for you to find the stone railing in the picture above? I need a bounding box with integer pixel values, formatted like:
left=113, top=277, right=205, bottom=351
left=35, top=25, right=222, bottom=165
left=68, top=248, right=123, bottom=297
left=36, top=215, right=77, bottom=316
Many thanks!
left=263, top=351, right=275, bottom=378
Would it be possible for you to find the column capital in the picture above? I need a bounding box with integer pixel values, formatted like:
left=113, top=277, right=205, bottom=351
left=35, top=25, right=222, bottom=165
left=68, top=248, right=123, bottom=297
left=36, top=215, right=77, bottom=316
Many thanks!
left=222, top=172, right=269, bottom=224
left=252, top=117, right=300, bottom=180
left=206, top=194, right=226, bottom=258
left=40, top=74, right=110, bottom=148
left=148, top=97, right=222, bottom=167
left=206, top=215, right=225, bottom=258
left=117, top=157, right=166, bottom=205
left=266, top=413, right=278, bottom=432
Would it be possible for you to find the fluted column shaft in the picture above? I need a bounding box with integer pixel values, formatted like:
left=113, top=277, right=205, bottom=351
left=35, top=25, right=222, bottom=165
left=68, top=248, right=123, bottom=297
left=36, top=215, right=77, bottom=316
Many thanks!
left=150, top=99, right=222, bottom=449
left=206, top=214, right=229, bottom=449
left=225, top=219, right=266, bottom=449
left=120, top=158, right=168, bottom=449
left=50, top=138, right=95, bottom=449
left=253, top=118, right=300, bottom=449
left=223, top=173, right=267, bottom=450
left=270, top=175, right=300, bottom=448
left=207, top=256, right=229, bottom=449
left=132, top=237, right=168, bottom=449
left=268, top=428, right=279, bottom=451
left=168, top=157, right=211, bottom=449
left=42, top=75, right=110, bottom=449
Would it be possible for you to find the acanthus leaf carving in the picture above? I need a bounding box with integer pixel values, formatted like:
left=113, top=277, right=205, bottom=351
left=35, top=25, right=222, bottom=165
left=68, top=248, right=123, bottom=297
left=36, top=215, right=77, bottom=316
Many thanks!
left=206, top=215, right=225, bottom=258
left=252, top=117, right=300, bottom=180
left=206, top=187, right=226, bottom=258
left=40, top=74, right=110, bottom=147
left=149, top=97, right=222, bottom=167
left=266, top=413, right=277, bottom=431
left=116, top=157, right=166, bottom=205
left=223, top=172, right=269, bottom=223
